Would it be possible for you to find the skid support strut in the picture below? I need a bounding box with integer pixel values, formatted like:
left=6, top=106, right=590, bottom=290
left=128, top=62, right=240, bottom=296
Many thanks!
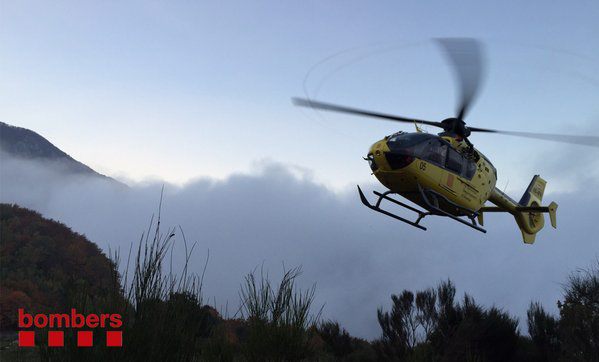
left=416, top=185, right=486, bottom=233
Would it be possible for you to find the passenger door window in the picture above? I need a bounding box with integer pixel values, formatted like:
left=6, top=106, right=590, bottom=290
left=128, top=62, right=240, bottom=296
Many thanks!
left=446, top=148, right=463, bottom=174
left=464, top=159, right=476, bottom=179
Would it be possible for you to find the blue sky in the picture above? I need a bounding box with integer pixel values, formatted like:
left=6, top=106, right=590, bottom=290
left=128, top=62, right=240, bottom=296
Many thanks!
left=1, top=1, right=598, bottom=191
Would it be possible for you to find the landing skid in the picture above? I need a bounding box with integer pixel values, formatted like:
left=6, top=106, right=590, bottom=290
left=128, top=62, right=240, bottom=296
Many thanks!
left=357, top=185, right=486, bottom=233
left=358, top=186, right=430, bottom=230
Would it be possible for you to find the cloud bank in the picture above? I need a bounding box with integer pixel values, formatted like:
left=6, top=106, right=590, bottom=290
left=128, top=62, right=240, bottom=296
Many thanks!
left=1, top=153, right=598, bottom=339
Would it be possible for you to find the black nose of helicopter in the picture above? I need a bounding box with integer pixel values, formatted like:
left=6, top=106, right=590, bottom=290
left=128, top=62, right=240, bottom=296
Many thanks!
left=370, top=132, right=434, bottom=173
left=365, top=153, right=378, bottom=171
left=366, top=136, right=418, bottom=173
left=366, top=139, right=389, bottom=172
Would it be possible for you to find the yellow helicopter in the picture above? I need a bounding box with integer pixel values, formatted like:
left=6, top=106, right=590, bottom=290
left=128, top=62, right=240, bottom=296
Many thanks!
left=294, top=39, right=599, bottom=243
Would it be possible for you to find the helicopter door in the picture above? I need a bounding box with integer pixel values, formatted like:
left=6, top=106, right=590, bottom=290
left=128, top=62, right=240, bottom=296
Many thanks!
left=443, top=147, right=464, bottom=193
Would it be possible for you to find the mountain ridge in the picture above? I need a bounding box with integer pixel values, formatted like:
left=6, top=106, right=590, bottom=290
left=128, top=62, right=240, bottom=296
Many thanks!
left=0, top=121, right=123, bottom=185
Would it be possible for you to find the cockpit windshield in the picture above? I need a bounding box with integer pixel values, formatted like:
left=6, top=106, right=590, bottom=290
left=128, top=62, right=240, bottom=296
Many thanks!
left=386, top=133, right=440, bottom=157
left=387, top=132, right=434, bottom=147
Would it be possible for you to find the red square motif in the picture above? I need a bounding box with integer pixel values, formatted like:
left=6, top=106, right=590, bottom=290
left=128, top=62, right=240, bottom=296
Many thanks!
left=19, top=331, right=35, bottom=347
left=106, top=331, right=122, bottom=347
left=48, top=331, right=64, bottom=347
left=77, top=331, right=93, bottom=347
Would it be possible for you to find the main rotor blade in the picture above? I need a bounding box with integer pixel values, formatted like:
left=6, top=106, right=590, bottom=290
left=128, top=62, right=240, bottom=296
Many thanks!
left=436, top=38, right=486, bottom=120
left=469, top=126, right=599, bottom=147
left=292, top=98, right=445, bottom=128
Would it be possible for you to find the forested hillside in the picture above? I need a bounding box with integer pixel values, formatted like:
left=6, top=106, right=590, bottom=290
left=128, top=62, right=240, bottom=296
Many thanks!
left=1, top=203, right=597, bottom=361
left=0, top=203, right=117, bottom=330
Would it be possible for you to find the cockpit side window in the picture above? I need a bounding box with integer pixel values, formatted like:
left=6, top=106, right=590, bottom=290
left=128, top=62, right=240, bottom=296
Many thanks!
left=386, top=134, right=476, bottom=179
left=420, top=139, right=448, bottom=166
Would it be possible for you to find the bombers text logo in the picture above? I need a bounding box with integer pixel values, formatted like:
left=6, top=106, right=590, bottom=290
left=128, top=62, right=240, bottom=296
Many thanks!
left=18, top=308, right=123, bottom=347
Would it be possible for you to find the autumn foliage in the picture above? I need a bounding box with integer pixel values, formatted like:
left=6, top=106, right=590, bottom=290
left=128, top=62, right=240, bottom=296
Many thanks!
left=0, top=203, right=117, bottom=330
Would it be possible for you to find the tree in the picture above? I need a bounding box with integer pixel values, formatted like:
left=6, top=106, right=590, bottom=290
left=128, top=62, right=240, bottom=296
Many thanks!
left=378, top=280, right=521, bottom=362
left=558, top=261, right=599, bottom=361
left=527, top=301, right=560, bottom=361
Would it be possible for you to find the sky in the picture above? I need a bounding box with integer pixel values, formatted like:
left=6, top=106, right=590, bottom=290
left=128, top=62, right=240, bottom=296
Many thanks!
left=1, top=0, right=598, bottom=190
left=1, top=0, right=599, bottom=339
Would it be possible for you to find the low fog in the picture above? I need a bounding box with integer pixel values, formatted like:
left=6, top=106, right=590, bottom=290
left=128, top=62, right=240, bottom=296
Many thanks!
left=1, top=152, right=598, bottom=339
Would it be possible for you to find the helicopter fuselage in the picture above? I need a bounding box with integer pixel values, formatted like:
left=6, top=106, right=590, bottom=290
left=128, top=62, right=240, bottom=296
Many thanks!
left=367, top=131, right=497, bottom=216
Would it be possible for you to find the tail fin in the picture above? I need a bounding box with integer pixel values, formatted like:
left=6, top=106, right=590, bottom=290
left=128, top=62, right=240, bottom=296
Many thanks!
left=514, top=175, right=557, bottom=244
